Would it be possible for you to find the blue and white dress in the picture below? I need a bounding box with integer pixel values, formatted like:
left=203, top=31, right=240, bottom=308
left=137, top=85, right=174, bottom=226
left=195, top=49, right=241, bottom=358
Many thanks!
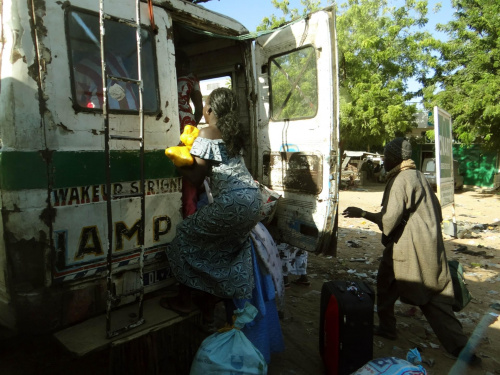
left=166, top=137, right=263, bottom=299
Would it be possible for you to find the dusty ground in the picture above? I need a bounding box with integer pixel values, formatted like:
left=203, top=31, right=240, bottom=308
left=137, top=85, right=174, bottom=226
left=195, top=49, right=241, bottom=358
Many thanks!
left=268, top=183, right=500, bottom=375
left=1, top=183, right=499, bottom=374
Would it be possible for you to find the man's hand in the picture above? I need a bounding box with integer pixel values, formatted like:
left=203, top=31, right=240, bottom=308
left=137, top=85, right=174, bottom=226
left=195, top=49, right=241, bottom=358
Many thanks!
left=342, top=207, right=364, bottom=218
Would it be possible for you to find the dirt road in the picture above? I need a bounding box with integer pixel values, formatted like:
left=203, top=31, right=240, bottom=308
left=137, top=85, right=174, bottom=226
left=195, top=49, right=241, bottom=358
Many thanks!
left=268, top=183, right=500, bottom=375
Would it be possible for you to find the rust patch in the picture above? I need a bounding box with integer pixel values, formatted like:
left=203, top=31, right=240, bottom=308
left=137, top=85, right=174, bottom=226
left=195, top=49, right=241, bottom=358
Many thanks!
left=4, top=229, right=48, bottom=290
left=163, top=116, right=170, bottom=124
left=164, top=100, right=169, bottom=108
left=27, top=62, right=40, bottom=83
left=91, top=129, right=105, bottom=135
left=155, top=110, right=163, bottom=121
left=33, top=0, right=47, bottom=13
left=40, top=206, right=56, bottom=227
left=11, top=204, right=21, bottom=213
left=27, top=0, right=49, bottom=116
left=56, top=122, right=75, bottom=133
left=11, top=50, right=23, bottom=64
left=166, top=25, right=174, bottom=40
left=32, top=0, right=48, bottom=37
left=56, top=1, right=72, bottom=10
left=39, top=149, right=54, bottom=164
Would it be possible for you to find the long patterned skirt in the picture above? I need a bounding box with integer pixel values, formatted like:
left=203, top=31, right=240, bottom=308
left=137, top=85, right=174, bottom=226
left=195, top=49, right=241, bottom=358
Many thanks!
left=166, top=188, right=262, bottom=299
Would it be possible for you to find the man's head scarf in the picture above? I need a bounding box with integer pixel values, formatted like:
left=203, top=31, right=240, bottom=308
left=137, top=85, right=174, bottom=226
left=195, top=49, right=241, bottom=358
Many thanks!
left=384, top=137, right=412, bottom=164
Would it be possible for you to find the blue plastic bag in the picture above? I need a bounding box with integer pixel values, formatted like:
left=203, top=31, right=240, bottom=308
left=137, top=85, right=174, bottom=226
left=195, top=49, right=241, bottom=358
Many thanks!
left=351, top=357, right=427, bottom=375
left=406, top=348, right=422, bottom=365
left=190, top=302, right=267, bottom=375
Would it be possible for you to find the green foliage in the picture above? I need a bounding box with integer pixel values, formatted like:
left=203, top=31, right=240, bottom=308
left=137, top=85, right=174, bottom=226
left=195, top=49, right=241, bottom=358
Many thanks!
left=257, top=0, right=322, bottom=31
left=424, top=0, right=500, bottom=150
left=337, top=0, right=436, bottom=150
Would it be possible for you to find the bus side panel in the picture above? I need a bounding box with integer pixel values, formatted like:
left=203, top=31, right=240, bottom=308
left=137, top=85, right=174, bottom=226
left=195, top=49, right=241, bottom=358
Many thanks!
left=0, top=1, right=181, bottom=333
left=0, top=0, right=50, bottom=331
left=0, top=1, right=45, bottom=151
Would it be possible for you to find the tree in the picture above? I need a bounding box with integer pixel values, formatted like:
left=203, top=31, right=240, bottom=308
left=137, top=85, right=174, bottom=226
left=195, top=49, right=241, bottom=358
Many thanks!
left=257, top=0, right=322, bottom=31
left=337, top=0, right=436, bottom=150
left=424, top=0, right=500, bottom=150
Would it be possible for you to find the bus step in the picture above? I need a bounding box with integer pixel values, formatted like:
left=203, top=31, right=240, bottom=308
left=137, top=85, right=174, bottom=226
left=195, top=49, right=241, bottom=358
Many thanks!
left=54, top=295, right=199, bottom=356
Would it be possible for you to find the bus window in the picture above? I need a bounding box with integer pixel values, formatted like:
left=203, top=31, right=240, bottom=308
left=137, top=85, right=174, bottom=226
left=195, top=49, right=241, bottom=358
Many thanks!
left=269, top=46, right=318, bottom=121
left=66, top=8, right=159, bottom=113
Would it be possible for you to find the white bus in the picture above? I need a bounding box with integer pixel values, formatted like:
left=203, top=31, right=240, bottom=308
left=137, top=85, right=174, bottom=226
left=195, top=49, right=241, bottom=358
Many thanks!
left=0, top=0, right=340, bottom=348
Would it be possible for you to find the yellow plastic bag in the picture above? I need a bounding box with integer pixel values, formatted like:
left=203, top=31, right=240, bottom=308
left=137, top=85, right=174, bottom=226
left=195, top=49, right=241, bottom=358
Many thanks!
left=180, top=125, right=199, bottom=147
left=165, top=146, right=194, bottom=167
left=165, top=125, right=199, bottom=167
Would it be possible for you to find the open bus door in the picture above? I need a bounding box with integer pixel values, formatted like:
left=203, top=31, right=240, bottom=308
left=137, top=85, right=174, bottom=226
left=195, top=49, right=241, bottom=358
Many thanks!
left=253, top=8, right=340, bottom=256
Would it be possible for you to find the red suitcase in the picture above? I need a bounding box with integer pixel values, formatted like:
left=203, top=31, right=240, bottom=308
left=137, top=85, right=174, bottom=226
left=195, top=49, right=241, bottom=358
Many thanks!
left=319, top=280, right=374, bottom=375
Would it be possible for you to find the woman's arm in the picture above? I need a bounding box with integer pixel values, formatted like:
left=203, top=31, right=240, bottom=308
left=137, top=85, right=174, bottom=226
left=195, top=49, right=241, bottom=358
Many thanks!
left=177, top=156, right=210, bottom=188
left=177, top=126, right=221, bottom=187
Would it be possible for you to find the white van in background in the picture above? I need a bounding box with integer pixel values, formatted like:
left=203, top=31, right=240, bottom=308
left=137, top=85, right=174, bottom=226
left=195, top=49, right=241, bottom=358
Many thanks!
left=422, top=158, right=464, bottom=191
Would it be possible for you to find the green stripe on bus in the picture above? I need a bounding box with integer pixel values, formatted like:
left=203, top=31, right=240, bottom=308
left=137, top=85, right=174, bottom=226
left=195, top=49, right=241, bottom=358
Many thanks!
left=0, top=151, right=48, bottom=190
left=0, top=150, right=178, bottom=190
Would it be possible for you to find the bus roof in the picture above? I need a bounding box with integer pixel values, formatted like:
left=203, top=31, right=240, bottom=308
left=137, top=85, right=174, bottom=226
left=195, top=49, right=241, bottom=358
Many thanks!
left=155, top=0, right=249, bottom=36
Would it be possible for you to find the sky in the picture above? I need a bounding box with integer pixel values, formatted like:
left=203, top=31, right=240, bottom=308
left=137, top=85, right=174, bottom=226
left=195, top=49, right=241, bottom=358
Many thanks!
left=203, top=0, right=455, bottom=38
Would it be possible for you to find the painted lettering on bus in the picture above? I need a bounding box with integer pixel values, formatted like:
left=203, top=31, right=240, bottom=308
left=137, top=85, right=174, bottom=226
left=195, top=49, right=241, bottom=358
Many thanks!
left=55, top=215, right=172, bottom=263
left=52, top=178, right=182, bottom=206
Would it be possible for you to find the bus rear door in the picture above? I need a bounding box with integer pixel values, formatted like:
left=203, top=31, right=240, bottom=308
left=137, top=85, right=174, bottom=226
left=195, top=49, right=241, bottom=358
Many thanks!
left=253, top=8, right=340, bottom=255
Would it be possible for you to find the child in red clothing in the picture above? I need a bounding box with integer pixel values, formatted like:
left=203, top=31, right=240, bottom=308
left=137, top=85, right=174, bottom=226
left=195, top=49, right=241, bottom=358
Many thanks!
left=176, top=49, right=203, bottom=217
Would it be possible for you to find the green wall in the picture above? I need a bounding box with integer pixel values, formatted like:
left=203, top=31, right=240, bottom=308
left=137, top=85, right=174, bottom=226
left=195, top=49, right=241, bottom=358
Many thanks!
left=414, top=143, right=499, bottom=188
left=453, top=145, right=498, bottom=188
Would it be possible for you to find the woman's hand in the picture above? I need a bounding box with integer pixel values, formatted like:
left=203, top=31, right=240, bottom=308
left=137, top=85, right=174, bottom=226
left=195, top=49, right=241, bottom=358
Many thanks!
left=342, top=207, right=364, bottom=218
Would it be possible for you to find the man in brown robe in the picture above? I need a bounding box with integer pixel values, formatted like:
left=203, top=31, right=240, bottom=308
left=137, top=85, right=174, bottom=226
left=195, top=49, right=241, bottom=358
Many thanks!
left=343, top=138, right=479, bottom=366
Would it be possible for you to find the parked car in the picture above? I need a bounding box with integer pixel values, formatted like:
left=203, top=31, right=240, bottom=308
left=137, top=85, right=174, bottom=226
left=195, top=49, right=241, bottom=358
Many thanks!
left=421, top=158, right=464, bottom=190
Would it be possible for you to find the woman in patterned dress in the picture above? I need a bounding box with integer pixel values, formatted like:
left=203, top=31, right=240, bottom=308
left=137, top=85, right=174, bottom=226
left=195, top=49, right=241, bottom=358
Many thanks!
left=161, top=88, right=263, bottom=320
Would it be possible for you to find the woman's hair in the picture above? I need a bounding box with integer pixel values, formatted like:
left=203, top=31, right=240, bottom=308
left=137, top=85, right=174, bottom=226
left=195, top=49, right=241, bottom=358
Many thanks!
left=208, top=88, right=244, bottom=157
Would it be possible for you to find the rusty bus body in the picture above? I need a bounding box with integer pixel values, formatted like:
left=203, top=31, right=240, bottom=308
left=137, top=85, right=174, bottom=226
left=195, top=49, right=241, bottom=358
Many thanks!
left=0, top=0, right=340, bottom=336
